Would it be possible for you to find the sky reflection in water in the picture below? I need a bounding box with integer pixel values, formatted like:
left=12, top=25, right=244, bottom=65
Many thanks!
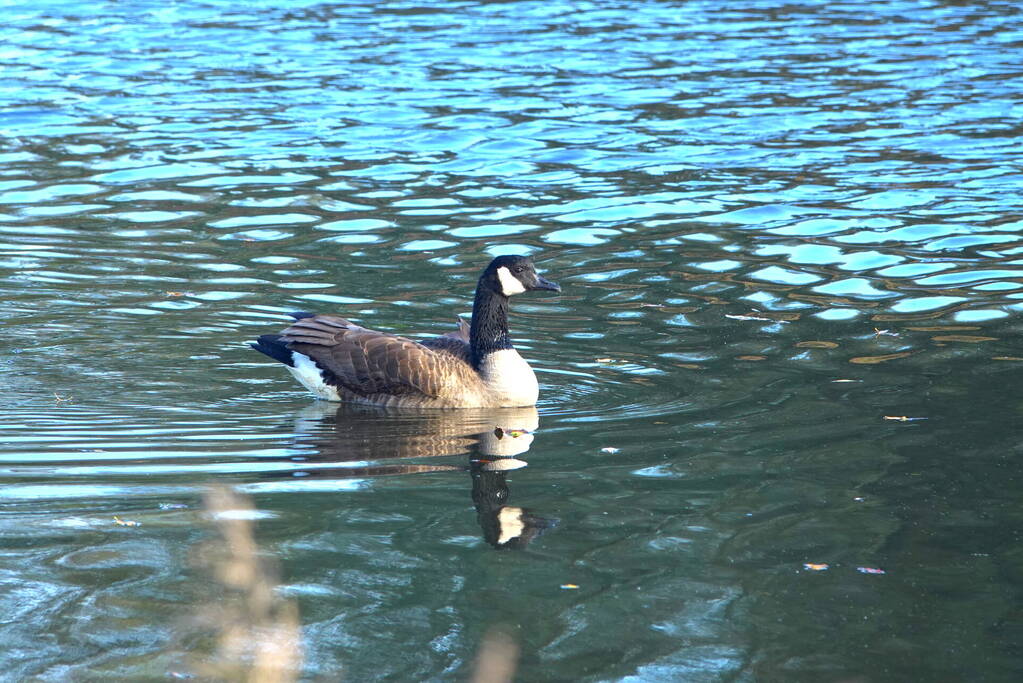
left=2, top=0, right=1023, bottom=680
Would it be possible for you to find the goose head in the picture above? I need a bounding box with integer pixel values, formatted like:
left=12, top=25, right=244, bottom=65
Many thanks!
left=483, top=255, right=561, bottom=297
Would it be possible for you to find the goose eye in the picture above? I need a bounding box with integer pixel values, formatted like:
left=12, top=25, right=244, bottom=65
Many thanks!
left=513, top=266, right=524, bottom=274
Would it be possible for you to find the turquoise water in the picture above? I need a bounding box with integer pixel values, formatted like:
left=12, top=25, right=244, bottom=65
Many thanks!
left=2, top=0, right=1023, bottom=680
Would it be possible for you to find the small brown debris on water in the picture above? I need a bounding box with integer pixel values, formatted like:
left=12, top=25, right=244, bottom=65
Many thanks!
left=494, top=427, right=531, bottom=439
left=931, top=335, right=997, bottom=343
left=796, top=341, right=839, bottom=349
left=114, top=516, right=141, bottom=527
left=849, top=351, right=913, bottom=364
left=912, top=325, right=979, bottom=332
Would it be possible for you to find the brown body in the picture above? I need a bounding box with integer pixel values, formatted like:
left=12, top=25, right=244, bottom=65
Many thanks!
left=280, top=315, right=539, bottom=408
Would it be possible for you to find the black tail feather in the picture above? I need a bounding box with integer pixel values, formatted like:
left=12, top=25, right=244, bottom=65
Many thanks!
left=251, top=334, right=294, bottom=367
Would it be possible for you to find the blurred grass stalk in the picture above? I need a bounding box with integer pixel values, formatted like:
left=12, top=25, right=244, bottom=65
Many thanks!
left=191, top=486, right=519, bottom=682
left=193, top=486, right=303, bottom=682
left=471, top=627, right=519, bottom=683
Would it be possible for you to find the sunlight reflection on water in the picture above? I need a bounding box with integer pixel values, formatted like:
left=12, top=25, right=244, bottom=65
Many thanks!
left=2, top=0, right=1023, bottom=680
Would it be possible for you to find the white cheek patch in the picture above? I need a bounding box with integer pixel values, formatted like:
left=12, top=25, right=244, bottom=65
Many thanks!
left=496, top=266, right=527, bottom=296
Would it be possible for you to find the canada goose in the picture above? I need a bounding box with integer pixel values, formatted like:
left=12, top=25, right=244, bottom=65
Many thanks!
left=251, top=255, right=561, bottom=408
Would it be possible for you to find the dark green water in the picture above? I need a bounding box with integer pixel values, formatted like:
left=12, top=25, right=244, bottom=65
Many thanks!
left=2, top=0, right=1023, bottom=680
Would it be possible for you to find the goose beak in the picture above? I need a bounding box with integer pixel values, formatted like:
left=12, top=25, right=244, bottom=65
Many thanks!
left=533, top=275, right=561, bottom=293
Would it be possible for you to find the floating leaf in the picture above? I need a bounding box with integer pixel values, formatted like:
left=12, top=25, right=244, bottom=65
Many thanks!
left=931, top=335, right=997, bottom=343
left=796, top=341, right=839, bottom=349
left=803, top=563, right=829, bottom=571
left=114, top=516, right=141, bottom=527
left=495, top=427, right=532, bottom=439
left=912, top=325, right=980, bottom=332
left=849, top=352, right=913, bottom=364
left=736, top=355, right=767, bottom=361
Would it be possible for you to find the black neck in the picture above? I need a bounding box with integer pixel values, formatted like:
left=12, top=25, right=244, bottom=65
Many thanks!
left=469, top=279, right=511, bottom=368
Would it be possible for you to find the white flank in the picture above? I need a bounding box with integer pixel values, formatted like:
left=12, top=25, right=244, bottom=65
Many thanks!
left=286, top=352, right=342, bottom=401
left=496, top=266, right=527, bottom=296
left=478, top=348, right=539, bottom=406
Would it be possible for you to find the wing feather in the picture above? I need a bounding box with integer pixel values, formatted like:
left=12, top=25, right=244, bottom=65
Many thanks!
left=279, top=314, right=476, bottom=399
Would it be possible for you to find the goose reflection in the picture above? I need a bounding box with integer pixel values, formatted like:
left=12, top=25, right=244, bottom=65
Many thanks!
left=278, top=403, right=555, bottom=549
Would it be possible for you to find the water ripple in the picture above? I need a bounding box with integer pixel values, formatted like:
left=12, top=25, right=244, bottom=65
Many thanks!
left=3, top=0, right=1023, bottom=679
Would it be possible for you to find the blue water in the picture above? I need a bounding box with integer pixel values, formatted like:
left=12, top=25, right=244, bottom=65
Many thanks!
left=2, top=0, right=1023, bottom=680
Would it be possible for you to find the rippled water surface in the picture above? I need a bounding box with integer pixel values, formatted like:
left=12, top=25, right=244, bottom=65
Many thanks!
left=3, top=0, right=1023, bottom=680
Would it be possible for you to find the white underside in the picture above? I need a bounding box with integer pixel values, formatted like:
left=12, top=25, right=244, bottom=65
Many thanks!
left=286, top=352, right=341, bottom=401
left=478, top=348, right=539, bottom=407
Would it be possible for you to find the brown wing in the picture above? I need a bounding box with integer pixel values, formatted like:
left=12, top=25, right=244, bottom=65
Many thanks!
left=280, top=314, right=474, bottom=398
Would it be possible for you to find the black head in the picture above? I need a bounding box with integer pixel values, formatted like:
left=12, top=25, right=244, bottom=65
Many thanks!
left=481, top=255, right=561, bottom=297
